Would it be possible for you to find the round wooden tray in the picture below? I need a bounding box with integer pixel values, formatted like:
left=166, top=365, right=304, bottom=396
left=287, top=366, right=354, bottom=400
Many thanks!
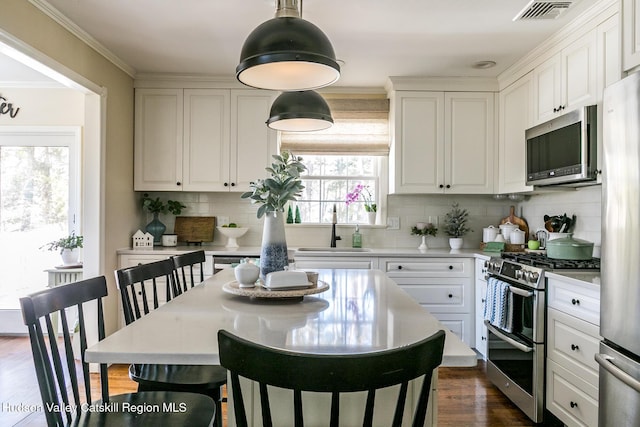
left=222, top=280, right=329, bottom=299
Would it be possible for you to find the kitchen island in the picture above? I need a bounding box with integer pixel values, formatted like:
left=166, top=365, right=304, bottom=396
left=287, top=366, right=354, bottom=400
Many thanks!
left=86, top=268, right=475, bottom=425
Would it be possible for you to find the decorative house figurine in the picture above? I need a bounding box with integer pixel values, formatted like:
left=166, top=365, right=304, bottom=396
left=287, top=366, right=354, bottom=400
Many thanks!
left=132, top=230, right=154, bottom=249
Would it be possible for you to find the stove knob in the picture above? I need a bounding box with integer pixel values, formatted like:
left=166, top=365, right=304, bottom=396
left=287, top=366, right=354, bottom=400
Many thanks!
left=515, top=270, right=524, bottom=280
left=528, top=271, right=539, bottom=282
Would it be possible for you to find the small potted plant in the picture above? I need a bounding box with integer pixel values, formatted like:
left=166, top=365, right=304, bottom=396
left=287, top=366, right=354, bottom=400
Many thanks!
left=411, top=222, right=438, bottom=251
left=42, top=232, right=84, bottom=266
left=345, top=184, right=377, bottom=224
left=141, top=194, right=186, bottom=245
left=442, top=202, right=472, bottom=249
left=241, top=151, right=307, bottom=278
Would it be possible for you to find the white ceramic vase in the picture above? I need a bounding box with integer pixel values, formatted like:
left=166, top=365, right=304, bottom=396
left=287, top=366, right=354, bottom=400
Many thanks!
left=418, top=235, right=428, bottom=251
left=449, top=237, right=463, bottom=250
left=60, top=248, right=80, bottom=266
left=367, top=211, right=376, bottom=225
left=259, top=211, right=289, bottom=280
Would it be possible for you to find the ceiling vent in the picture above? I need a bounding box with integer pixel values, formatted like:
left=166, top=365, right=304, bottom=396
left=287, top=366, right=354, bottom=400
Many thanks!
left=513, top=0, right=576, bottom=20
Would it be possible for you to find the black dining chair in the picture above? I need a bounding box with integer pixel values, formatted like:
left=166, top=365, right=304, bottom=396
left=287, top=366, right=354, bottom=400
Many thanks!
left=20, top=276, right=215, bottom=427
left=217, top=328, right=446, bottom=427
left=116, top=258, right=226, bottom=427
left=172, top=250, right=206, bottom=294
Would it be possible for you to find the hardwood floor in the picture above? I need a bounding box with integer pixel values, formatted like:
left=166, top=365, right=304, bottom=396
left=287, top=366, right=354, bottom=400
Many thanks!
left=1, top=336, right=537, bottom=426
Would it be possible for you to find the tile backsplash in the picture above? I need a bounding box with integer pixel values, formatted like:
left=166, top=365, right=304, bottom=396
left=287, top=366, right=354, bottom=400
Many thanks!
left=140, top=185, right=602, bottom=251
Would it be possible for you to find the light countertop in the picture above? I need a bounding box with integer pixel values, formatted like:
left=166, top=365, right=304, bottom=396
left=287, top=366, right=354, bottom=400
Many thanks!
left=86, top=268, right=476, bottom=367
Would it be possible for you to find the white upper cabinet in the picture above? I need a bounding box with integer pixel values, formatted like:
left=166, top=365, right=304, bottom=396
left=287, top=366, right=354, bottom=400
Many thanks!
left=389, top=91, right=495, bottom=194
left=498, top=72, right=534, bottom=194
left=533, top=31, right=597, bottom=125
left=134, top=88, right=184, bottom=191
left=134, top=88, right=276, bottom=192
left=623, top=0, right=640, bottom=71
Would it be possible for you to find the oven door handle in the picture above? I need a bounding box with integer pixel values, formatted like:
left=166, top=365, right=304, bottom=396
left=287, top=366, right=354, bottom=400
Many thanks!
left=507, top=286, right=534, bottom=298
left=595, top=353, right=640, bottom=393
left=484, top=321, right=534, bottom=353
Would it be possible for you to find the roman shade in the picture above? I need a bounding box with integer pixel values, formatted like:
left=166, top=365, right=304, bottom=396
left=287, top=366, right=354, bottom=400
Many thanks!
left=279, top=94, right=390, bottom=155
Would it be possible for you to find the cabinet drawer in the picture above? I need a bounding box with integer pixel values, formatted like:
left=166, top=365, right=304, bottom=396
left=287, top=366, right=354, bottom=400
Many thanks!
left=547, top=359, right=599, bottom=427
left=293, top=259, right=376, bottom=270
left=400, top=281, right=468, bottom=312
left=429, top=313, right=472, bottom=347
left=382, top=258, right=472, bottom=277
left=548, top=308, right=601, bottom=387
left=547, top=277, right=600, bottom=325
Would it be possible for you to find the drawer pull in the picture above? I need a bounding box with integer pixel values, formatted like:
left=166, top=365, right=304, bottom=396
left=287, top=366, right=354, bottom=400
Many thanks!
left=397, top=265, right=403, bottom=270
left=571, top=344, right=580, bottom=351
left=448, top=265, right=453, bottom=270
left=571, top=298, right=580, bottom=305
left=570, top=401, right=578, bottom=408
left=448, top=293, right=453, bottom=298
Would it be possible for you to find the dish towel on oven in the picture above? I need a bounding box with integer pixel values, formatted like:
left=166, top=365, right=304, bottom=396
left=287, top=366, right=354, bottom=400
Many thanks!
left=483, top=277, right=514, bottom=333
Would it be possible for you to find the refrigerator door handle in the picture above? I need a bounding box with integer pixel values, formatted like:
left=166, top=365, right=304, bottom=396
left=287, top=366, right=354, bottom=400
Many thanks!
left=595, top=353, right=640, bottom=393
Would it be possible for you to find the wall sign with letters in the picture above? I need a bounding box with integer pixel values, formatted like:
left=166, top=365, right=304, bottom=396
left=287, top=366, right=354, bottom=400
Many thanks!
left=0, top=94, right=20, bottom=118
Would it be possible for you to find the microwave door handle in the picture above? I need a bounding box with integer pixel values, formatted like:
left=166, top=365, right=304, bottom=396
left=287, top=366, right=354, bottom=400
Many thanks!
left=484, top=321, right=534, bottom=353
left=507, top=286, right=535, bottom=298
left=595, top=353, right=640, bottom=393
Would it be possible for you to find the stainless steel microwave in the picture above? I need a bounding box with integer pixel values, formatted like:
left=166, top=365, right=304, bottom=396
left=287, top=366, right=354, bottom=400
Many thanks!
left=525, top=105, right=598, bottom=186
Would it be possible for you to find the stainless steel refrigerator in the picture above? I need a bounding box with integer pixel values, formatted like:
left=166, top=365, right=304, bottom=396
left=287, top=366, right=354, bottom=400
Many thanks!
left=599, top=71, right=640, bottom=426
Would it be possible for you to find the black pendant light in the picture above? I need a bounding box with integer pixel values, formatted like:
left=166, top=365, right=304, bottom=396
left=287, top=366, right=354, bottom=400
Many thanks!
left=237, top=0, right=340, bottom=91
left=267, top=91, right=333, bottom=132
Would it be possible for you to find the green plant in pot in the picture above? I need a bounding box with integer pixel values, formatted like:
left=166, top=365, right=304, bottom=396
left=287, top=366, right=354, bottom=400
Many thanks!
left=141, top=194, right=186, bottom=245
left=42, top=232, right=84, bottom=266
left=443, top=202, right=472, bottom=249
left=241, top=151, right=306, bottom=279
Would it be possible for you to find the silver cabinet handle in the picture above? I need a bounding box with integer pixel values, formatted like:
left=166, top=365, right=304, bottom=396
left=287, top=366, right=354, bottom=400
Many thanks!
left=507, top=286, right=534, bottom=298
left=595, top=353, right=640, bottom=393
left=485, top=321, right=533, bottom=353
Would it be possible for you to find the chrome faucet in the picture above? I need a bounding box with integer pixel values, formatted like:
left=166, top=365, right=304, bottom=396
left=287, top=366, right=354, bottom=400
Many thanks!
left=330, top=204, right=341, bottom=247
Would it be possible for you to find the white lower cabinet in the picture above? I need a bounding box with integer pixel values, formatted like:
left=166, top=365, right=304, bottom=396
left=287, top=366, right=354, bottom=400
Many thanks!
left=546, top=275, right=601, bottom=427
left=293, top=256, right=378, bottom=270
left=381, top=257, right=474, bottom=346
left=474, top=258, right=488, bottom=359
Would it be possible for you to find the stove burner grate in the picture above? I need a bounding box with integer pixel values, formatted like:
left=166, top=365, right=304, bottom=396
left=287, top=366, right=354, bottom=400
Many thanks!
left=501, top=252, right=600, bottom=270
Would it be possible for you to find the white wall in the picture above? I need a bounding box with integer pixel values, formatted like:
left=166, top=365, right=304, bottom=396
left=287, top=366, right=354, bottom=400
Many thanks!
left=0, top=88, right=84, bottom=125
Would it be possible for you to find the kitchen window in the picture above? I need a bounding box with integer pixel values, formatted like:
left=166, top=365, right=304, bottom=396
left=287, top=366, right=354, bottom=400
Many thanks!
left=280, top=94, right=389, bottom=225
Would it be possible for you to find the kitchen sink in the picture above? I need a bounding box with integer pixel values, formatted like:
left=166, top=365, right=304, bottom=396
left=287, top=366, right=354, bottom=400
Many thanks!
left=296, top=247, right=372, bottom=253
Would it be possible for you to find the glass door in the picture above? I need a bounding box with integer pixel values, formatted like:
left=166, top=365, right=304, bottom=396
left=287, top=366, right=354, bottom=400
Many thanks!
left=0, top=128, right=80, bottom=333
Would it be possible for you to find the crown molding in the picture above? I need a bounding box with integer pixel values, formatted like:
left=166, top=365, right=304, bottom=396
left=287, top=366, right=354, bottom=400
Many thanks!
left=29, top=0, right=136, bottom=78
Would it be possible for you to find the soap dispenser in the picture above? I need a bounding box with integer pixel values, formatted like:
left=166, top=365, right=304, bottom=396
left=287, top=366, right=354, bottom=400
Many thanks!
left=352, top=225, right=362, bottom=248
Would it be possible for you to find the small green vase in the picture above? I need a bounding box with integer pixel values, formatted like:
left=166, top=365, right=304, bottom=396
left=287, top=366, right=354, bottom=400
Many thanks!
left=146, top=212, right=166, bottom=246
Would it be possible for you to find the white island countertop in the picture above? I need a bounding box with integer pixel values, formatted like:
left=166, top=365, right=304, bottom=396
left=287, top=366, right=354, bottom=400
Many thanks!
left=86, top=268, right=476, bottom=367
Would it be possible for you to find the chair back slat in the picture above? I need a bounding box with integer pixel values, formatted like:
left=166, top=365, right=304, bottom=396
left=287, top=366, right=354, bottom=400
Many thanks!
left=172, top=250, right=206, bottom=294
left=115, top=259, right=176, bottom=325
left=218, top=329, right=445, bottom=426
left=20, top=276, right=110, bottom=426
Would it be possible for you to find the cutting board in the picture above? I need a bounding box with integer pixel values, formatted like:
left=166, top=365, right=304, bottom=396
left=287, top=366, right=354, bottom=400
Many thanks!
left=174, top=216, right=216, bottom=243
left=500, top=206, right=529, bottom=239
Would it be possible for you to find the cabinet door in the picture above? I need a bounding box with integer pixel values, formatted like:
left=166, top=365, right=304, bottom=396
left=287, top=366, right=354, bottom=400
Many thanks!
left=390, top=92, right=444, bottom=193
left=183, top=89, right=230, bottom=191
left=445, top=92, right=495, bottom=194
left=498, top=72, right=534, bottom=194
left=231, top=90, right=278, bottom=192
left=534, top=54, right=562, bottom=124
left=597, top=13, right=622, bottom=95
left=623, top=0, right=640, bottom=71
left=134, top=89, right=183, bottom=191
left=562, top=30, right=598, bottom=111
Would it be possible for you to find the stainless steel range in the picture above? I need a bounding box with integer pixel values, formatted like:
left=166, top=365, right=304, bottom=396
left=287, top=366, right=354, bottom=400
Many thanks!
left=483, top=253, right=600, bottom=423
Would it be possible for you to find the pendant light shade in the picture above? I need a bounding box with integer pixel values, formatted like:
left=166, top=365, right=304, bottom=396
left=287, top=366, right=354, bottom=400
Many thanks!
left=237, top=0, right=340, bottom=91
left=267, top=91, right=333, bottom=132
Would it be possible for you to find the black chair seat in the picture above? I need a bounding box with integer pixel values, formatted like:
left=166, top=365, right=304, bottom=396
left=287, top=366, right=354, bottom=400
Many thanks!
left=130, top=363, right=227, bottom=390
left=74, top=391, right=214, bottom=426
